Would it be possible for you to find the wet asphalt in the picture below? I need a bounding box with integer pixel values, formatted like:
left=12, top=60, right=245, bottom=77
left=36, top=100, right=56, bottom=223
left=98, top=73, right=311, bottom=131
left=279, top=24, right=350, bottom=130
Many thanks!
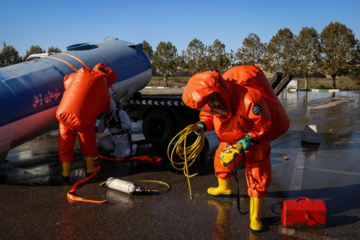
left=0, top=90, right=360, bottom=240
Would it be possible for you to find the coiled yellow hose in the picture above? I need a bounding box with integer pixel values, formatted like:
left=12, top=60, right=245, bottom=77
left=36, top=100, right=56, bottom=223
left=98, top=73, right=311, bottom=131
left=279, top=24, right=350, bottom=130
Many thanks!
left=167, top=124, right=206, bottom=199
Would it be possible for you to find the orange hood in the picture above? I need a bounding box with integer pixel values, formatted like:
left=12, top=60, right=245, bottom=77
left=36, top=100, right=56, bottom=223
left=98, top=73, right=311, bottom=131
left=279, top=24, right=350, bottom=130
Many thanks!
left=93, top=63, right=118, bottom=87
left=182, top=71, right=230, bottom=111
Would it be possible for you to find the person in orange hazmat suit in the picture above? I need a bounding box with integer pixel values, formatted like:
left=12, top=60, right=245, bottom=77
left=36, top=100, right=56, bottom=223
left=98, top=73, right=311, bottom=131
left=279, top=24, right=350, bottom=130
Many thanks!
left=56, top=63, right=117, bottom=181
left=182, top=67, right=289, bottom=231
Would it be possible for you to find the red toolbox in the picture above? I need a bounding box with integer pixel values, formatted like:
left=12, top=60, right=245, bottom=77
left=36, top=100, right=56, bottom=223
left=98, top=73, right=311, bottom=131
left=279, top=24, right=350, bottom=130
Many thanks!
left=281, top=197, right=326, bottom=228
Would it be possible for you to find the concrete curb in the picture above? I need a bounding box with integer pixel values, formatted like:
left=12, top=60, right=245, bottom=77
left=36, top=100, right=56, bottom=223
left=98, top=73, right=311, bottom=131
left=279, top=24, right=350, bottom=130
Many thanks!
left=310, top=89, right=340, bottom=92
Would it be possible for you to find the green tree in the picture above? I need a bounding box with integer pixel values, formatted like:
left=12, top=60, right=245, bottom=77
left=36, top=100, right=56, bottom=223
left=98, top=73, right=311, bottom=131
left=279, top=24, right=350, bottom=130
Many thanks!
left=320, top=22, right=358, bottom=89
left=153, top=41, right=178, bottom=87
left=182, top=38, right=208, bottom=75
left=236, top=33, right=266, bottom=66
left=266, top=28, right=296, bottom=74
left=48, top=46, right=62, bottom=53
left=207, top=39, right=229, bottom=73
left=24, top=45, right=45, bottom=61
left=175, top=54, right=185, bottom=72
left=142, top=40, right=155, bottom=74
left=0, top=42, right=22, bottom=67
left=295, top=27, right=321, bottom=89
left=142, top=40, right=153, bottom=61
left=227, top=49, right=236, bottom=67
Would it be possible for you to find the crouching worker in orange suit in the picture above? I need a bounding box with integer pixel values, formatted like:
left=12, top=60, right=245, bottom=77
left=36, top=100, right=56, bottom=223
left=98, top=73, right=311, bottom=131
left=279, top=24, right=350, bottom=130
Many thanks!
left=56, top=63, right=117, bottom=181
left=182, top=66, right=289, bottom=231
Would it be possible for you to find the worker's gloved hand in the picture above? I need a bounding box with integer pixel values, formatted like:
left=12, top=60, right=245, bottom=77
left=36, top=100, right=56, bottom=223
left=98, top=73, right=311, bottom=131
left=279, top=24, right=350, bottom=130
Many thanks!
left=236, top=134, right=253, bottom=151
left=194, top=121, right=205, bottom=135
left=220, top=145, right=240, bottom=166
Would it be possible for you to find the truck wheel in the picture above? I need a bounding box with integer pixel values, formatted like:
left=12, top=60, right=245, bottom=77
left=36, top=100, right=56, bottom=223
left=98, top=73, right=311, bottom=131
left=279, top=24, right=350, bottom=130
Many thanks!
left=142, top=109, right=176, bottom=146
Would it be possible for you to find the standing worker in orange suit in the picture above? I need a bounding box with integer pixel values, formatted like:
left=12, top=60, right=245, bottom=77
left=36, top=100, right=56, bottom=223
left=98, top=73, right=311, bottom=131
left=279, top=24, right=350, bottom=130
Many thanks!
left=182, top=67, right=289, bottom=231
left=56, top=63, right=117, bottom=181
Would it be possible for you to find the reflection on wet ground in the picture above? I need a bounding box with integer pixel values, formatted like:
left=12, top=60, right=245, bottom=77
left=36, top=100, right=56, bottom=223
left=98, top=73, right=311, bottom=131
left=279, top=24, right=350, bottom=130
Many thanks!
left=1, top=91, right=360, bottom=239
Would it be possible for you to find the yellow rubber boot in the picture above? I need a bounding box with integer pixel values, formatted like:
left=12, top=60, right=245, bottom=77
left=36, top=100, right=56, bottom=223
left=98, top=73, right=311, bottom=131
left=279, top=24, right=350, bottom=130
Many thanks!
left=250, top=197, right=263, bottom=231
left=85, top=156, right=98, bottom=175
left=207, top=177, right=232, bottom=196
left=62, top=162, right=71, bottom=180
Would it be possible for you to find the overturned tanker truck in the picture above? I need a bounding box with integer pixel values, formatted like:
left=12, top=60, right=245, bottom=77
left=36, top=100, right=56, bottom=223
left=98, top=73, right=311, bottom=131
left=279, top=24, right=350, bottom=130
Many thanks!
left=0, top=38, right=152, bottom=163
left=0, top=37, right=292, bottom=163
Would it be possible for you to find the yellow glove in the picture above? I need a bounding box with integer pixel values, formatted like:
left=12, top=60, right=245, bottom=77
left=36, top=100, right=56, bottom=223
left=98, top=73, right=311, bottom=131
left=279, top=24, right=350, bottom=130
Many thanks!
left=220, top=144, right=243, bottom=166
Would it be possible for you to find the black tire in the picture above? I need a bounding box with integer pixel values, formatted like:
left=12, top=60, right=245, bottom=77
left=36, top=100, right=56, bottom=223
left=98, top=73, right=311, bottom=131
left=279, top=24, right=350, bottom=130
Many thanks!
left=142, top=109, right=177, bottom=146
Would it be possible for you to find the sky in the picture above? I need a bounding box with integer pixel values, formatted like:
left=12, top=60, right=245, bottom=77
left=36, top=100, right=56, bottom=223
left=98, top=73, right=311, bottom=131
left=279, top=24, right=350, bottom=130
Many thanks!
left=1, top=0, right=359, bottom=57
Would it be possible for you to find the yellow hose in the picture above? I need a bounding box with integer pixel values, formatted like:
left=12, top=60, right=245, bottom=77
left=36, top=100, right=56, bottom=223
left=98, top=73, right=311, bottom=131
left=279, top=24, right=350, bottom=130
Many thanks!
left=167, top=124, right=206, bottom=199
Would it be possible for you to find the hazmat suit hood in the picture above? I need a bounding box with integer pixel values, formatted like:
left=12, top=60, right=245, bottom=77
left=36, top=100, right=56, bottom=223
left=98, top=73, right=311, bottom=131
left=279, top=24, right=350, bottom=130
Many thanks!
left=107, top=98, right=117, bottom=115
left=93, top=63, right=118, bottom=87
left=182, top=71, right=230, bottom=116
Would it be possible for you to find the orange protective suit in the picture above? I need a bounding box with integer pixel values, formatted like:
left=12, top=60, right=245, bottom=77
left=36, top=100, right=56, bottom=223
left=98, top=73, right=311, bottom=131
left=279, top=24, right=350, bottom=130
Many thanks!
left=56, top=63, right=118, bottom=163
left=182, top=67, right=289, bottom=198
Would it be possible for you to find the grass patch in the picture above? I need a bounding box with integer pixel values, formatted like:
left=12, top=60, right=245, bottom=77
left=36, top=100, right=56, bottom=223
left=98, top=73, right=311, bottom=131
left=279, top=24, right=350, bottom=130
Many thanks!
left=297, top=77, right=359, bottom=90
left=149, top=76, right=190, bottom=88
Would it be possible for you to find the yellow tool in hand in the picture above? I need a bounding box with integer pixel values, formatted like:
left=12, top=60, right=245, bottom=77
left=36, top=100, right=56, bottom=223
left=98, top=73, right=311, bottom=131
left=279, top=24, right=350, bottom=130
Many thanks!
left=220, top=144, right=243, bottom=166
